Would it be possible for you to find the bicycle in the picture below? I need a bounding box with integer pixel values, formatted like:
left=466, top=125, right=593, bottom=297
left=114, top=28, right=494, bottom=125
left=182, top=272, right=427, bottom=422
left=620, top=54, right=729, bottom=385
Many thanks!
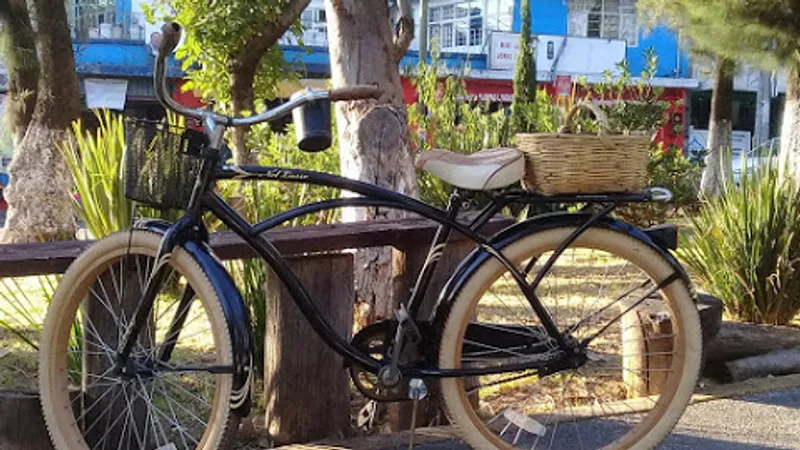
left=39, top=22, right=702, bottom=450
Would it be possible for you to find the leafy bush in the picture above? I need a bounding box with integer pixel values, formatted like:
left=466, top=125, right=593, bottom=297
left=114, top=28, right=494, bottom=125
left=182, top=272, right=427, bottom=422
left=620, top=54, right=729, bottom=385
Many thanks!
left=679, top=158, right=800, bottom=325
left=408, top=59, right=513, bottom=206
left=616, top=144, right=702, bottom=227
left=592, top=51, right=669, bottom=134
left=62, top=110, right=131, bottom=238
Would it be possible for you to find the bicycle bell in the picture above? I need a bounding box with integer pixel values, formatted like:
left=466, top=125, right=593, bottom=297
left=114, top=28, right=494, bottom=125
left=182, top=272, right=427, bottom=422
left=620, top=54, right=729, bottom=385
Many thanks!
left=291, top=88, right=332, bottom=152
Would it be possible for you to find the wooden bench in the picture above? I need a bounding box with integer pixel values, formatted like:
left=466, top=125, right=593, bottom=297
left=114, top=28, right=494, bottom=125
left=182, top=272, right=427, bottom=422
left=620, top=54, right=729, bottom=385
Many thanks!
left=0, top=215, right=512, bottom=447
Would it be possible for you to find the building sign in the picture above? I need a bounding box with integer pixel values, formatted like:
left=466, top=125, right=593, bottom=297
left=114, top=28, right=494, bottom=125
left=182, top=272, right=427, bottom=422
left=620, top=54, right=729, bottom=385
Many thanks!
left=555, top=75, right=572, bottom=97
left=687, top=127, right=752, bottom=156
left=85, top=78, right=129, bottom=111
left=489, top=32, right=520, bottom=70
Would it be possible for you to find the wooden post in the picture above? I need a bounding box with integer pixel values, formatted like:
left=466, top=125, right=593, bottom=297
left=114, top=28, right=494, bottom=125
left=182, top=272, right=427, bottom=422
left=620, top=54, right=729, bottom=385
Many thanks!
left=0, top=390, right=55, bottom=450
left=264, top=253, right=354, bottom=445
left=621, top=298, right=674, bottom=398
left=386, top=239, right=476, bottom=431
left=83, top=257, right=149, bottom=448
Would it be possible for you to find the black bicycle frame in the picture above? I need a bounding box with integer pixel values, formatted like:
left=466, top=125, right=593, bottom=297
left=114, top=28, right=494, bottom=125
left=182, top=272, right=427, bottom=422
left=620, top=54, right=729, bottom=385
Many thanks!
left=119, top=154, right=665, bottom=379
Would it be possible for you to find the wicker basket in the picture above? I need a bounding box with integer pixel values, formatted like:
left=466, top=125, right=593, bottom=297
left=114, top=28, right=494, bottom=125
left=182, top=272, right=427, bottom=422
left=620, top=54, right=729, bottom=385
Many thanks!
left=124, top=118, right=208, bottom=210
left=517, top=102, right=652, bottom=195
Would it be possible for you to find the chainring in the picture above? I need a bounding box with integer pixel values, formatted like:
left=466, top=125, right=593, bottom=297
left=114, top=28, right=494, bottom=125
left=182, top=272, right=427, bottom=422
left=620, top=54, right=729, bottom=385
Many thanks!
left=348, top=320, right=413, bottom=402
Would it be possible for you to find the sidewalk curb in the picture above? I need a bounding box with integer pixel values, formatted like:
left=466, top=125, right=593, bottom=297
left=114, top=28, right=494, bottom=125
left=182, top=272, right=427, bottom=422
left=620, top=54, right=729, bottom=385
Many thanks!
left=691, top=373, right=800, bottom=404
left=276, top=374, right=800, bottom=450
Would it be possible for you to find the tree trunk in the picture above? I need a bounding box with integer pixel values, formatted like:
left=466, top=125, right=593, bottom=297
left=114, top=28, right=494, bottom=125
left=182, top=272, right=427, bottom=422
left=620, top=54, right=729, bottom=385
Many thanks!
left=780, top=68, right=800, bottom=181
left=0, top=0, right=39, bottom=145
left=700, top=57, right=734, bottom=197
left=1, top=0, right=81, bottom=243
left=325, top=0, right=419, bottom=321
left=229, top=62, right=257, bottom=165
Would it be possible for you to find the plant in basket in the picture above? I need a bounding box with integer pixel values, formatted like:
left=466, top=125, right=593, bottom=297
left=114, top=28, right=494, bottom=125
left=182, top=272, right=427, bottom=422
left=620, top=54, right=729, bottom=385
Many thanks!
left=516, top=99, right=652, bottom=196
left=516, top=50, right=675, bottom=197
left=594, top=52, right=670, bottom=136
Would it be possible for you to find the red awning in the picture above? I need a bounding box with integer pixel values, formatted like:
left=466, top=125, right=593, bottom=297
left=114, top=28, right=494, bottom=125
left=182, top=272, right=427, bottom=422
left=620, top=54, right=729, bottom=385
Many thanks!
left=401, top=77, right=514, bottom=104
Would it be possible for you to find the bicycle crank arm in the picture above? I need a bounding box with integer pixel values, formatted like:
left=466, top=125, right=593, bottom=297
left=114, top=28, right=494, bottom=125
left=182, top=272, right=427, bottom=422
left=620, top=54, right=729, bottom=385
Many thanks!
left=155, top=364, right=237, bottom=374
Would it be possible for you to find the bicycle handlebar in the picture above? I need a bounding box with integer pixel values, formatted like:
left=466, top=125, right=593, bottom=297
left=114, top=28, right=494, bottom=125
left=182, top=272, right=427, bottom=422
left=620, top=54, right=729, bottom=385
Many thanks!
left=329, top=85, right=382, bottom=101
left=158, top=22, right=182, bottom=60
left=153, top=22, right=383, bottom=128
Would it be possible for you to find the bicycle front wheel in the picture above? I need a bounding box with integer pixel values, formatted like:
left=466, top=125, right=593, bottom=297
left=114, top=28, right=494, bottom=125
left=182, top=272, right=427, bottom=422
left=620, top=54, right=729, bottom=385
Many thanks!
left=39, top=230, right=238, bottom=450
left=438, top=226, right=702, bottom=450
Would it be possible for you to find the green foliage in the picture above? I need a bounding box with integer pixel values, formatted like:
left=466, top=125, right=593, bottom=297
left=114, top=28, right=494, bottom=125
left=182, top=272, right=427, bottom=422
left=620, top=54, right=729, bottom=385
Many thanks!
left=61, top=110, right=130, bottom=238
left=408, top=56, right=513, bottom=206
left=62, top=110, right=181, bottom=238
left=680, top=157, right=800, bottom=325
left=594, top=52, right=669, bottom=134
left=639, top=0, right=798, bottom=71
left=0, top=275, right=82, bottom=386
left=616, top=145, right=702, bottom=227
left=511, top=0, right=537, bottom=133
left=241, top=122, right=340, bottom=224
left=144, top=0, right=298, bottom=108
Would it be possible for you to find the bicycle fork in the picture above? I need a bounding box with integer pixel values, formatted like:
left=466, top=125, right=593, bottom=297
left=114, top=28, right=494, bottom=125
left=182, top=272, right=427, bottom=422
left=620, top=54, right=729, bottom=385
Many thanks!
left=116, top=216, right=201, bottom=373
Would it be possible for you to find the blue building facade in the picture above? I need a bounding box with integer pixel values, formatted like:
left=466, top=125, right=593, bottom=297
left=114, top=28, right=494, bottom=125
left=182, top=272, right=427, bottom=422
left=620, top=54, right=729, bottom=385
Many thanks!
left=64, top=0, right=697, bottom=112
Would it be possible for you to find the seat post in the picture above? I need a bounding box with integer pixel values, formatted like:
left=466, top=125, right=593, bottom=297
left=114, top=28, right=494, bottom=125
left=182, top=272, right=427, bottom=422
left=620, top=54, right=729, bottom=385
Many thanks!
left=405, top=190, right=462, bottom=319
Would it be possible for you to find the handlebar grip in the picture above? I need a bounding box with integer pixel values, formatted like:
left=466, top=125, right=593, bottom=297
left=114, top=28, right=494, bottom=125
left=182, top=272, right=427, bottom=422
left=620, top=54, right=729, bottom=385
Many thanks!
left=158, top=22, right=182, bottom=60
left=329, top=85, right=383, bottom=102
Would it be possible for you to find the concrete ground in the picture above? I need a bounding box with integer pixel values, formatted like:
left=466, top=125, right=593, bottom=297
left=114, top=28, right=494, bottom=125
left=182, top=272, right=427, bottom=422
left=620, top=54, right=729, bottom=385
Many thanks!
left=281, top=374, right=800, bottom=450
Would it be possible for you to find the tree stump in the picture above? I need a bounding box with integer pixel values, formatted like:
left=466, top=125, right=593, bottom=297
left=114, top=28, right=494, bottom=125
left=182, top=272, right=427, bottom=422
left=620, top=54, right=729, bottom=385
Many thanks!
left=0, top=390, right=55, bottom=450
left=622, top=311, right=674, bottom=398
left=623, top=293, right=724, bottom=397
left=264, top=253, right=354, bottom=445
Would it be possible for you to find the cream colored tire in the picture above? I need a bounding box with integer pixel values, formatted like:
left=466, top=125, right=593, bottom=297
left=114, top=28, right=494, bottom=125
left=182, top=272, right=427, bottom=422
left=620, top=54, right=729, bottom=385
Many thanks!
left=39, top=230, right=237, bottom=450
left=438, top=227, right=702, bottom=450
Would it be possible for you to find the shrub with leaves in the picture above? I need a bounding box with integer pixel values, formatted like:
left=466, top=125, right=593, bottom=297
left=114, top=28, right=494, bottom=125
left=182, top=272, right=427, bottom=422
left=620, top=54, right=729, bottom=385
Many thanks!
left=593, top=50, right=670, bottom=135
left=408, top=54, right=516, bottom=206
left=679, top=157, right=800, bottom=325
left=616, top=144, right=702, bottom=227
left=61, top=110, right=131, bottom=238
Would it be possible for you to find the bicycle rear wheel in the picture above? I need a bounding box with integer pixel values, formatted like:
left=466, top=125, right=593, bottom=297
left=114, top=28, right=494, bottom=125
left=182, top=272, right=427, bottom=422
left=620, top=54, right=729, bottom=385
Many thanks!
left=39, top=230, right=238, bottom=450
left=438, top=226, right=701, bottom=450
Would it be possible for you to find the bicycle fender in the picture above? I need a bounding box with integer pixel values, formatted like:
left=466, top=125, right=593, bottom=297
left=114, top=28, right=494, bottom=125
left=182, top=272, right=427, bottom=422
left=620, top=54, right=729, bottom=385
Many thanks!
left=135, top=219, right=253, bottom=417
left=431, top=213, right=694, bottom=331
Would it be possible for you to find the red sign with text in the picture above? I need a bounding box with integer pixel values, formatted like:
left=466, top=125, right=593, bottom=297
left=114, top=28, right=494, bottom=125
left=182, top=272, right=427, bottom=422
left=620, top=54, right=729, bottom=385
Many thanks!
left=555, top=75, right=572, bottom=98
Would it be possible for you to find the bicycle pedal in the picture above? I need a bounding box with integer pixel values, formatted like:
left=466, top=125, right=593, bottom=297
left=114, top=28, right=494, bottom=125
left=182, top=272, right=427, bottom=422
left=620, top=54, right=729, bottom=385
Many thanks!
left=408, top=378, right=428, bottom=401
left=499, top=408, right=547, bottom=440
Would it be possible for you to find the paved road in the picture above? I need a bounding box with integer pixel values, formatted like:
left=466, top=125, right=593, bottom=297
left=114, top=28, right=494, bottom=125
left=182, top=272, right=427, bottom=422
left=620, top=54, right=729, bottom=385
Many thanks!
left=394, top=388, right=800, bottom=450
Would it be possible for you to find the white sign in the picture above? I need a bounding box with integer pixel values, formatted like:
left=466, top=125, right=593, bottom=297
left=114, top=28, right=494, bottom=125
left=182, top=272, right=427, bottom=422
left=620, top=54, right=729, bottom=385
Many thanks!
left=536, top=35, right=625, bottom=76
left=489, top=32, right=520, bottom=70
left=84, top=78, right=129, bottom=111
left=687, top=127, right=752, bottom=156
